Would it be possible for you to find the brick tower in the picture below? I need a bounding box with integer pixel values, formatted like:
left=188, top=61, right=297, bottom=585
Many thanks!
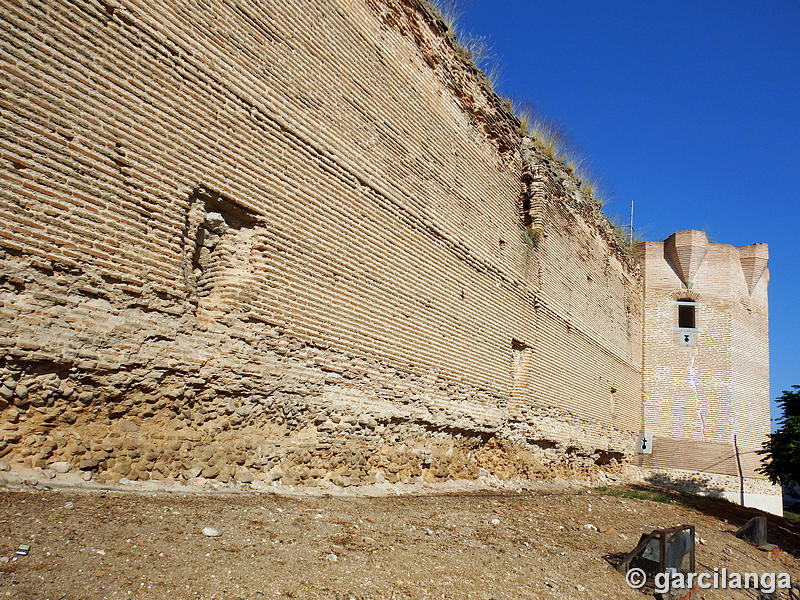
left=637, top=230, right=781, bottom=514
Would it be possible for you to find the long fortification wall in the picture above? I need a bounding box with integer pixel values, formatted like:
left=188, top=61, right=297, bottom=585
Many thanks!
left=0, top=0, right=641, bottom=485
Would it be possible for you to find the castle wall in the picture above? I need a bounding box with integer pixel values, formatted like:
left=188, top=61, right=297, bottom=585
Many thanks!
left=0, top=0, right=642, bottom=485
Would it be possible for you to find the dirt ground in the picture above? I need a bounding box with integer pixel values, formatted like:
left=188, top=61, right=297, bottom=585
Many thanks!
left=0, top=481, right=798, bottom=600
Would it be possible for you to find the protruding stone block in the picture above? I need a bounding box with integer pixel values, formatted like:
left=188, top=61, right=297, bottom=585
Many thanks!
left=738, top=243, right=769, bottom=295
left=664, top=230, right=709, bottom=287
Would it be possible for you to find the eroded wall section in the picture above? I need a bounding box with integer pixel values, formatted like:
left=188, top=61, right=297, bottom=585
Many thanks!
left=0, top=0, right=641, bottom=485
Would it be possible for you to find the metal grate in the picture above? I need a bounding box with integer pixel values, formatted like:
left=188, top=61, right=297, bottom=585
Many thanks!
left=615, top=525, right=696, bottom=599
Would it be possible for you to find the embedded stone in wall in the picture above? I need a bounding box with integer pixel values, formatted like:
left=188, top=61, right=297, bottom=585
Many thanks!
left=185, top=186, right=262, bottom=312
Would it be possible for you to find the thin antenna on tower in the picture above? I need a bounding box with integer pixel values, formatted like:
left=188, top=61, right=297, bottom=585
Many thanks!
left=629, top=199, right=634, bottom=245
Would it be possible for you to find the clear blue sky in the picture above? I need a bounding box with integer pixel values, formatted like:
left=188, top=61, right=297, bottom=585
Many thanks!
left=452, top=0, right=799, bottom=427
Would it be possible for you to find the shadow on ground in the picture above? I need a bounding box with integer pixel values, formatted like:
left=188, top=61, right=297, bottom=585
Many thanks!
left=610, top=483, right=800, bottom=556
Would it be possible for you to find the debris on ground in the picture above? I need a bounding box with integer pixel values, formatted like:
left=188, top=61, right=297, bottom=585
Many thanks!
left=0, top=484, right=797, bottom=599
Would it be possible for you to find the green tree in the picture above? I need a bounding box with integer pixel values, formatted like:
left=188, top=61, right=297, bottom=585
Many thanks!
left=758, top=385, right=800, bottom=485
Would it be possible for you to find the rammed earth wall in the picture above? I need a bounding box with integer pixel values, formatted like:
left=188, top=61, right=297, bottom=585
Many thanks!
left=0, top=0, right=642, bottom=485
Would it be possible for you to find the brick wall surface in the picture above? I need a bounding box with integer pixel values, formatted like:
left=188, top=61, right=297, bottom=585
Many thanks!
left=0, top=0, right=665, bottom=487
left=638, top=234, right=770, bottom=481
